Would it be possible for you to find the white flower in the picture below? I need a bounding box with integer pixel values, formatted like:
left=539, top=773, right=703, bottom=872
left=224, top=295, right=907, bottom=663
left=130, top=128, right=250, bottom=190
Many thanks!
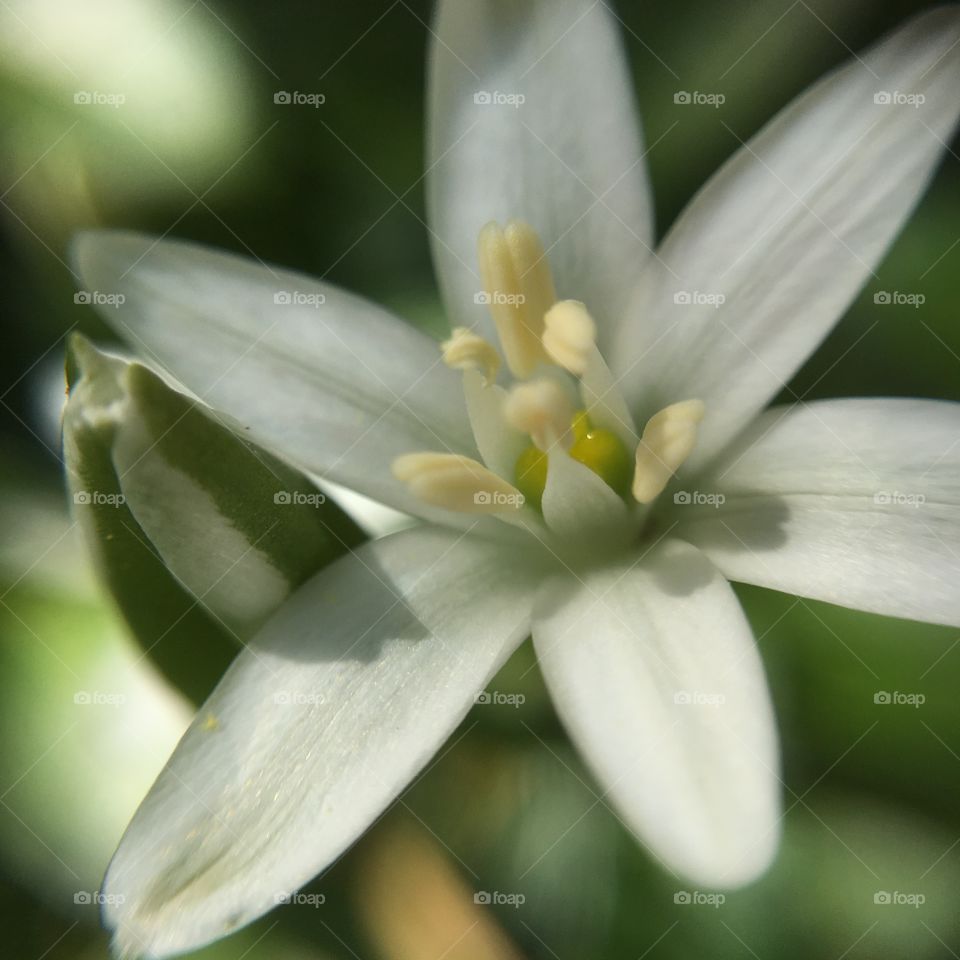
left=73, top=2, right=960, bottom=957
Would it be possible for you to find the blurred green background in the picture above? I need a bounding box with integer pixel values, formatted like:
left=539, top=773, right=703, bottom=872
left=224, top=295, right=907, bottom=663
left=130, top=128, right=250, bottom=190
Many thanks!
left=2, top=0, right=959, bottom=957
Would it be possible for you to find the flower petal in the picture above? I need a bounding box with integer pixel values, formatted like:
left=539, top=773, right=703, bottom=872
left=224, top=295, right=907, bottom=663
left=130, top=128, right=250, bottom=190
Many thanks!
left=102, top=526, right=542, bottom=958
left=66, top=337, right=364, bottom=637
left=614, top=7, right=960, bottom=468
left=541, top=448, right=632, bottom=550
left=675, top=398, right=960, bottom=626
left=533, top=539, right=780, bottom=887
left=71, top=231, right=479, bottom=527
left=428, top=0, right=654, bottom=348
left=462, top=368, right=528, bottom=480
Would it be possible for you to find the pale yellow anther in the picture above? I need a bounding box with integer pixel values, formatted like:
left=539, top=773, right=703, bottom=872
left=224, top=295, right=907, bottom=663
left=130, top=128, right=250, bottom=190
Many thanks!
left=632, top=399, right=706, bottom=504
left=504, top=378, right=574, bottom=451
left=543, top=300, right=597, bottom=376
left=504, top=219, right=557, bottom=332
left=441, top=327, right=501, bottom=385
left=478, top=220, right=556, bottom=379
left=392, top=452, right=525, bottom=513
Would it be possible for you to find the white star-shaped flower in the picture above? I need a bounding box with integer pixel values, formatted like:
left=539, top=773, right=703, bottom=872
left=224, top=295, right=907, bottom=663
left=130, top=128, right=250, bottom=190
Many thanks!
left=72, top=2, right=960, bottom=957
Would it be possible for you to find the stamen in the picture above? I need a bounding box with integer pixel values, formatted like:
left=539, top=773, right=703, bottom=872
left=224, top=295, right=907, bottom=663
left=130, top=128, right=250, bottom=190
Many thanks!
left=392, top=452, right=525, bottom=513
left=477, top=220, right=555, bottom=378
left=441, top=327, right=501, bottom=385
left=632, top=399, right=705, bottom=504
left=504, top=220, right=557, bottom=337
left=504, top=379, right=574, bottom=450
left=543, top=301, right=597, bottom=376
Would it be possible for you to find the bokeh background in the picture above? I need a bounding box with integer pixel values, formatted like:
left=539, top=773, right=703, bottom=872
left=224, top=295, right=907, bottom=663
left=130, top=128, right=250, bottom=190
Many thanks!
left=2, top=0, right=959, bottom=957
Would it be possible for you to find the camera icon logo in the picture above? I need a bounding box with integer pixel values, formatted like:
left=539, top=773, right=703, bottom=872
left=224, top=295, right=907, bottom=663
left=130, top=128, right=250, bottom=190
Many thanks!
left=674, top=91, right=692, bottom=104
left=274, top=291, right=292, bottom=305
left=473, top=91, right=493, bottom=105
left=473, top=291, right=492, bottom=305
left=274, top=91, right=292, bottom=104
left=673, top=491, right=692, bottom=505
left=474, top=891, right=492, bottom=904
left=874, top=91, right=892, bottom=105
left=74, top=291, right=92, bottom=305
left=674, top=891, right=692, bottom=904
left=74, top=91, right=92, bottom=105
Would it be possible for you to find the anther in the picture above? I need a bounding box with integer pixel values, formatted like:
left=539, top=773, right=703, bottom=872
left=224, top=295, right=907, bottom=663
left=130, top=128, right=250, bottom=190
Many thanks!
left=477, top=220, right=556, bottom=378
left=632, top=399, right=705, bottom=503
left=543, top=300, right=597, bottom=376
left=392, top=452, right=526, bottom=513
left=504, top=379, right=574, bottom=450
left=441, top=327, right=501, bottom=385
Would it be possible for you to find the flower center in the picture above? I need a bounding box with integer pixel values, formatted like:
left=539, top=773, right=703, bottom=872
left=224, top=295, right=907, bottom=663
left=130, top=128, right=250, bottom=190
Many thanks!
left=391, top=220, right=704, bottom=525
left=514, top=408, right=633, bottom=510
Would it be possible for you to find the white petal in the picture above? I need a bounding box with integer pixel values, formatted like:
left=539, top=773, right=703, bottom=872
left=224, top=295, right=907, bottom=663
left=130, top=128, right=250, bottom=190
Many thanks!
left=462, top=368, right=528, bottom=480
left=615, top=8, right=960, bottom=468
left=112, top=425, right=290, bottom=630
left=319, top=480, right=416, bottom=539
left=541, top=448, right=632, bottom=550
left=580, top=345, right=638, bottom=448
left=428, top=0, right=654, bottom=349
left=533, top=539, right=780, bottom=886
left=675, top=398, right=960, bottom=626
left=103, top=526, right=542, bottom=958
left=71, top=232, right=479, bottom=527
